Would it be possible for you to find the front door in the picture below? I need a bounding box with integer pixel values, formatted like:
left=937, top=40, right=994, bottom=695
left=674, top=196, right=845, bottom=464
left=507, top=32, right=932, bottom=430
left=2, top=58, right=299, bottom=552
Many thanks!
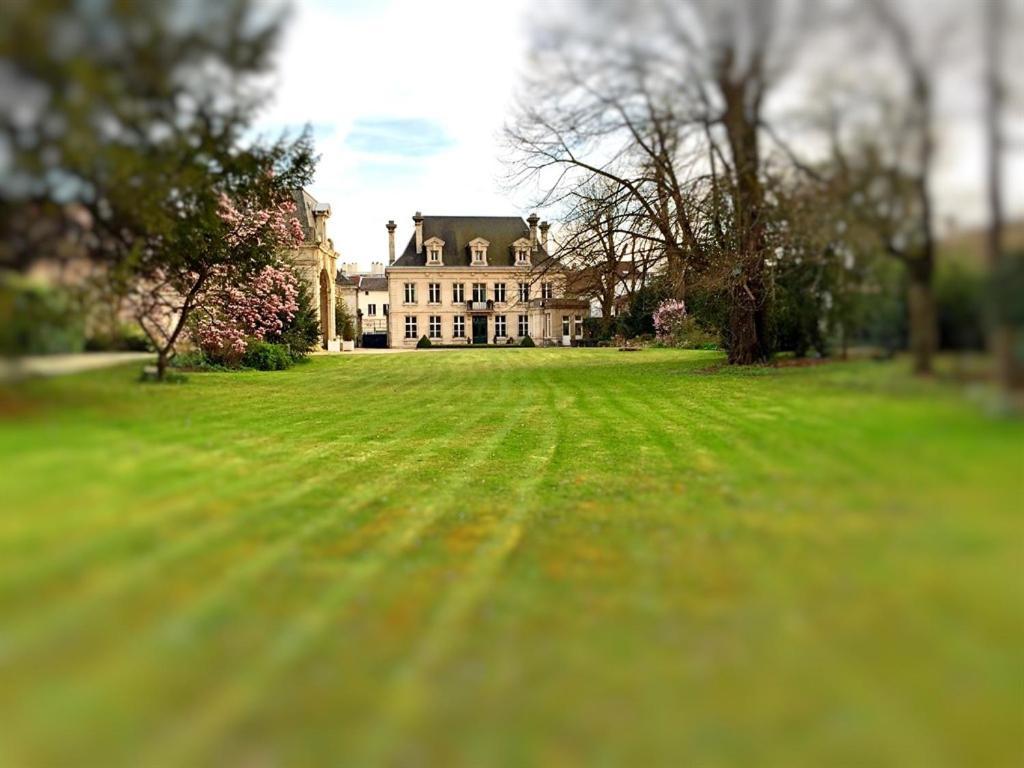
left=472, top=315, right=488, bottom=345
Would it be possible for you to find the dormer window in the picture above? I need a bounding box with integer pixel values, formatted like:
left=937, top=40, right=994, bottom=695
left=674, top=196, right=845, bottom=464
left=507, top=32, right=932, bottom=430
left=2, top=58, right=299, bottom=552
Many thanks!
left=468, top=237, right=490, bottom=266
left=512, top=237, right=532, bottom=266
left=423, top=236, right=445, bottom=265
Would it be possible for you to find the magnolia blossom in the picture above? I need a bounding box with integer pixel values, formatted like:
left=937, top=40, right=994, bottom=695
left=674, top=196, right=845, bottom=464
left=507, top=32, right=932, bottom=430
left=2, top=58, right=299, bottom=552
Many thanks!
left=653, top=299, right=687, bottom=342
left=192, top=264, right=300, bottom=361
left=218, top=194, right=305, bottom=250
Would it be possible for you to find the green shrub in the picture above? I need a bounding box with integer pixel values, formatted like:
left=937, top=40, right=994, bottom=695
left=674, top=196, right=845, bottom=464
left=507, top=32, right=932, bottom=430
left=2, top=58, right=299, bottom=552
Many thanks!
left=241, top=340, right=293, bottom=370
left=520, top=334, right=536, bottom=347
left=271, top=277, right=320, bottom=361
left=416, top=335, right=432, bottom=349
left=335, top=300, right=356, bottom=342
left=84, top=324, right=153, bottom=352
left=0, top=272, right=85, bottom=356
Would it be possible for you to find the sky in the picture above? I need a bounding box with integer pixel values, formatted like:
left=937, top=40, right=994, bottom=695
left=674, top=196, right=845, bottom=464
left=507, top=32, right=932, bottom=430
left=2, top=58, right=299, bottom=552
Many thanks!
left=257, top=0, right=534, bottom=270
left=258, top=0, right=1022, bottom=272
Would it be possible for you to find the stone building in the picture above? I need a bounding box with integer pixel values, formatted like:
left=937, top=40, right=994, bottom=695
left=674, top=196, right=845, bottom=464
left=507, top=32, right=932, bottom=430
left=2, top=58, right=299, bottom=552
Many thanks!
left=385, top=212, right=588, bottom=348
left=289, top=190, right=340, bottom=350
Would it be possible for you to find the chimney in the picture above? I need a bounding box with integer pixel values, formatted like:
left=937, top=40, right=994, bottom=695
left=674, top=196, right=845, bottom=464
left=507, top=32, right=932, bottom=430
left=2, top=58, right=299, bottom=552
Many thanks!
left=343, top=261, right=359, bottom=275
left=386, top=220, right=397, bottom=265
left=539, top=221, right=550, bottom=251
left=371, top=261, right=384, bottom=274
left=413, top=211, right=424, bottom=254
left=527, top=213, right=539, bottom=248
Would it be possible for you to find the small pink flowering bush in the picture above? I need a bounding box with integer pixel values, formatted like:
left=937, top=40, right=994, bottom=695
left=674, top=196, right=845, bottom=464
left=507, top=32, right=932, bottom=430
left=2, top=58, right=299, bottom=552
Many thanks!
left=653, top=299, right=688, bottom=343
left=653, top=298, right=719, bottom=349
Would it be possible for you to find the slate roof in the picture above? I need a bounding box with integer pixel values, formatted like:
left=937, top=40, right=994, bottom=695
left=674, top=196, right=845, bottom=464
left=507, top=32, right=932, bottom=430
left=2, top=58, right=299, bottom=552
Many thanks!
left=358, top=276, right=388, bottom=292
left=392, top=216, right=556, bottom=268
left=290, top=189, right=320, bottom=242
left=336, top=272, right=356, bottom=287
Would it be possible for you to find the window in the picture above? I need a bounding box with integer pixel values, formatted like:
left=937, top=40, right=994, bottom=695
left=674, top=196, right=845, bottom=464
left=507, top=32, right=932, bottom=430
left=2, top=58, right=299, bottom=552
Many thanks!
left=428, top=282, right=441, bottom=304
left=472, top=249, right=486, bottom=265
left=404, top=316, right=418, bottom=339
left=383, top=304, right=389, bottom=315
left=367, top=303, right=376, bottom=316
left=452, top=283, right=464, bottom=303
left=574, top=315, right=583, bottom=338
left=518, top=282, right=530, bottom=302
left=515, top=247, right=531, bottom=265
left=453, top=315, right=465, bottom=338
left=495, top=315, right=507, bottom=337
left=429, top=315, right=441, bottom=338
left=428, top=248, right=442, bottom=265
left=493, top=283, right=506, bottom=303
left=541, top=282, right=553, bottom=299
left=518, top=314, right=529, bottom=337
left=472, top=283, right=487, bottom=302
left=562, top=316, right=570, bottom=336
left=404, top=283, right=416, bottom=304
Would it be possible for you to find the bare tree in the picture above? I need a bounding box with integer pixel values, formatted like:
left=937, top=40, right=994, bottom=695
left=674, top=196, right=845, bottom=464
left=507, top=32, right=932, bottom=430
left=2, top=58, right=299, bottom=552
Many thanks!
left=557, top=180, right=659, bottom=326
left=984, top=0, right=1022, bottom=391
left=506, top=0, right=812, bottom=364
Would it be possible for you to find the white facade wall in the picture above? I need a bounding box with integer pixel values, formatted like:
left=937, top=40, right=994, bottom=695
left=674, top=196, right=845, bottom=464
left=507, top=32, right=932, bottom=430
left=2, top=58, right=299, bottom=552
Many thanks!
left=385, top=267, right=585, bottom=347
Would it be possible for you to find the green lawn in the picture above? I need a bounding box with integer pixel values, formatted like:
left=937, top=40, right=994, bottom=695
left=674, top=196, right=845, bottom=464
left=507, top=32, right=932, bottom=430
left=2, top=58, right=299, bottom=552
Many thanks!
left=0, top=349, right=1020, bottom=767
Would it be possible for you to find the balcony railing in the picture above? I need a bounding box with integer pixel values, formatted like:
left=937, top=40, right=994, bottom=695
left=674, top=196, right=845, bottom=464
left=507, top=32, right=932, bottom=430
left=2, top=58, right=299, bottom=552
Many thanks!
left=467, top=300, right=494, bottom=311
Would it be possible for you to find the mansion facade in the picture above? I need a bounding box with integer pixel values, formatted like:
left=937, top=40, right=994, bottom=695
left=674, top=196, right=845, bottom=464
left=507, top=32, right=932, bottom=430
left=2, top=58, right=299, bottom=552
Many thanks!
left=385, top=213, right=588, bottom=348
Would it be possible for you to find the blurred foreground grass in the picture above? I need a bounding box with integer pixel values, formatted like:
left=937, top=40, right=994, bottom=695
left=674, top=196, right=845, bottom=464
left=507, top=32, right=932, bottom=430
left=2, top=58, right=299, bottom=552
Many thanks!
left=0, top=349, right=1020, bottom=766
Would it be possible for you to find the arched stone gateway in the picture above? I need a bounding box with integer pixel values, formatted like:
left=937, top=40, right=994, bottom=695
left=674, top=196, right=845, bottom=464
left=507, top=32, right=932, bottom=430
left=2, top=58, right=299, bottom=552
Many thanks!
left=288, top=190, right=340, bottom=351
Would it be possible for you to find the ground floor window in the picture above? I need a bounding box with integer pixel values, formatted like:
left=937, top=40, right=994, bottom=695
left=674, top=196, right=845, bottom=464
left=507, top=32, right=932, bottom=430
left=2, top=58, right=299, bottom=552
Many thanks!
left=544, top=314, right=550, bottom=338
left=404, top=316, right=418, bottom=339
left=517, top=314, right=528, bottom=337
left=574, top=315, right=583, bottom=337
left=453, top=315, right=465, bottom=338
left=495, top=315, right=507, bottom=338
left=562, top=316, right=570, bottom=336
left=429, top=315, right=441, bottom=339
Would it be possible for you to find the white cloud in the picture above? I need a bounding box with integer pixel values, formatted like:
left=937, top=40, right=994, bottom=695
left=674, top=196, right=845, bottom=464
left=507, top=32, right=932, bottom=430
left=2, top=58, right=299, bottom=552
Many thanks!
left=258, top=0, right=536, bottom=269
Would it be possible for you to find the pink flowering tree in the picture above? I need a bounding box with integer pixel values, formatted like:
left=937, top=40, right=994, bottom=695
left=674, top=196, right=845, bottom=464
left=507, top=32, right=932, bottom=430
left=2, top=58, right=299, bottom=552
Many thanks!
left=190, top=263, right=301, bottom=365
left=120, top=132, right=315, bottom=380
left=653, top=299, right=687, bottom=345
left=128, top=184, right=308, bottom=378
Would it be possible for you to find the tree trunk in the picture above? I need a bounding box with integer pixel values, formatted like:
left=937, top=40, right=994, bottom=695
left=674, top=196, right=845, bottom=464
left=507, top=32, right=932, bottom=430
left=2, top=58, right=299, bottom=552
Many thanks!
left=906, top=262, right=936, bottom=375
left=728, top=277, right=770, bottom=365
left=156, top=349, right=169, bottom=380
left=983, top=0, right=1022, bottom=391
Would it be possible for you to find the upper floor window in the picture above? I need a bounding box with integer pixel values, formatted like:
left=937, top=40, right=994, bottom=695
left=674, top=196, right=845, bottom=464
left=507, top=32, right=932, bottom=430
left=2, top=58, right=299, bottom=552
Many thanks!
left=493, top=283, right=506, bottom=303
left=367, top=303, right=377, bottom=316
left=541, top=282, right=553, bottom=299
left=404, top=283, right=416, bottom=303
left=512, top=237, right=532, bottom=266
left=469, top=237, right=490, bottom=266
left=472, top=283, right=487, bottom=302
left=424, top=236, right=445, bottom=265
left=452, top=283, right=465, bottom=303
left=428, top=283, right=441, bottom=304
left=518, top=282, right=530, bottom=302
left=383, top=304, right=389, bottom=315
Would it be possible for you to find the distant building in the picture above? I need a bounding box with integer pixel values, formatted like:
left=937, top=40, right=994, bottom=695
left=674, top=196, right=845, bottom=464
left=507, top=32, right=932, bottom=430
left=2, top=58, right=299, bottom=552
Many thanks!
left=385, top=212, right=588, bottom=347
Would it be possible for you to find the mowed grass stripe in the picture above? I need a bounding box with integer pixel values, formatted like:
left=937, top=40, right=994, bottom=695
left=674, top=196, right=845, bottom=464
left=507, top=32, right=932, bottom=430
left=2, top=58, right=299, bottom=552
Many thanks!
left=355, top=370, right=561, bottom=763
left=0, top=391, right=496, bottom=666
left=146, top=363, right=532, bottom=767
